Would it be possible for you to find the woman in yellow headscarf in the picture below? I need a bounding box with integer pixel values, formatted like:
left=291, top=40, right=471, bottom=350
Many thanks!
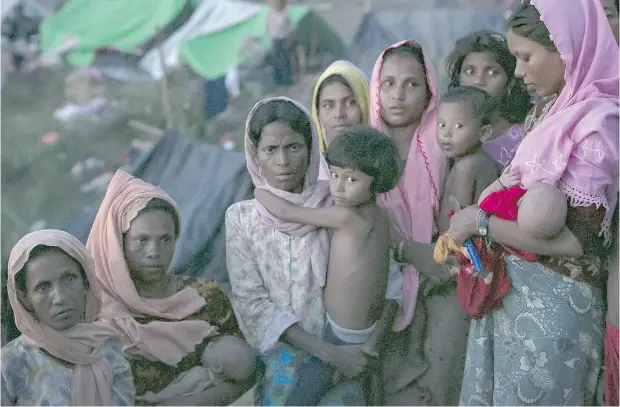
left=311, top=61, right=370, bottom=179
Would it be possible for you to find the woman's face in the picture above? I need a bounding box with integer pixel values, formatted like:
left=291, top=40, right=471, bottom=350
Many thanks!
left=318, top=80, right=363, bottom=146
left=601, top=0, right=620, bottom=44
left=20, top=250, right=87, bottom=331
left=459, top=52, right=510, bottom=97
left=256, top=120, right=309, bottom=193
left=379, top=53, right=429, bottom=129
left=124, top=210, right=176, bottom=287
left=506, top=28, right=565, bottom=98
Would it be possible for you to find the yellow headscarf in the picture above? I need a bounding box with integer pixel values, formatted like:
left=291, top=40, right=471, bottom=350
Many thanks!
left=311, top=60, right=370, bottom=152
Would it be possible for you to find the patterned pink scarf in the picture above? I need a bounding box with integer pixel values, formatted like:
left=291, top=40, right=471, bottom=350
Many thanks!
left=370, top=40, right=447, bottom=331
left=510, top=0, right=619, bottom=242
left=245, top=97, right=332, bottom=287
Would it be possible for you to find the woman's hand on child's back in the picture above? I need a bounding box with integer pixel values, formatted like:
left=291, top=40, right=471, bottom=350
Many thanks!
left=499, top=165, right=520, bottom=188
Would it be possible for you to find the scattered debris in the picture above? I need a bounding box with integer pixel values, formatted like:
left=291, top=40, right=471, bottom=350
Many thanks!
left=40, top=131, right=59, bottom=145
left=80, top=171, right=113, bottom=194
left=219, top=133, right=235, bottom=151
left=53, top=97, right=107, bottom=122
left=70, top=156, right=105, bottom=179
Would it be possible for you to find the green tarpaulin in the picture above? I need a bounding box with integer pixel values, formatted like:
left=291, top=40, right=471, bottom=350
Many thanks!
left=40, top=0, right=186, bottom=67
left=179, top=5, right=310, bottom=80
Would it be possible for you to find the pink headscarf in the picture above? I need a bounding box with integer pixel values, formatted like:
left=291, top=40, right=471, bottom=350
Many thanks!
left=87, top=170, right=218, bottom=367
left=370, top=40, right=447, bottom=331
left=510, top=0, right=619, bottom=241
left=245, top=97, right=332, bottom=286
left=8, top=230, right=121, bottom=406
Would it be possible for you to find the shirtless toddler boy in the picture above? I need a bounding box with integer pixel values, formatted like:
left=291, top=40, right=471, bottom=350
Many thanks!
left=436, top=86, right=501, bottom=232
left=255, top=125, right=402, bottom=405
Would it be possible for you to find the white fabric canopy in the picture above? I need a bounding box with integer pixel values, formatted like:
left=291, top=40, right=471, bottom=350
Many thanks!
left=138, top=0, right=262, bottom=79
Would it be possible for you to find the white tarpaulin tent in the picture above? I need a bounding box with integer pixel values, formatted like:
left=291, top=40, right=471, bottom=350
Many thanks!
left=138, top=0, right=261, bottom=80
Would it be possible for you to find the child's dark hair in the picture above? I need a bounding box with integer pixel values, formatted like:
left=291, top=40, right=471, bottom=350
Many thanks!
left=440, top=86, right=498, bottom=126
left=137, top=198, right=180, bottom=237
left=14, top=245, right=86, bottom=293
left=445, top=30, right=530, bottom=123
left=325, top=125, right=401, bottom=194
left=248, top=99, right=313, bottom=155
left=507, top=3, right=556, bottom=51
left=383, top=43, right=430, bottom=94
left=316, top=74, right=352, bottom=110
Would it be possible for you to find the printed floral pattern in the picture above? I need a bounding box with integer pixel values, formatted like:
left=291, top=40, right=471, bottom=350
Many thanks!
left=225, top=200, right=326, bottom=353
left=256, top=344, right=365, bottom=406
left=459, top=257, right=604, bottom=405
left=1, top=336, right=134, bottom=406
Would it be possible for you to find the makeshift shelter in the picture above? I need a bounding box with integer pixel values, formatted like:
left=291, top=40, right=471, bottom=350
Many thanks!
left=139, top=2, right=345, bottom=81
left=139, top=0, right=262, bottom=80
left=348, top=8, right=506, bottom=90
left=39, top=0, right=187, bottom=66
left=62, top=131, right=254, bottom=292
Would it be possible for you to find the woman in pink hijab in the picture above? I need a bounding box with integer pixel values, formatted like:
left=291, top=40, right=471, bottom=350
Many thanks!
left=2, top=230, right=134, bottom=406
left=448, top=1, right=618, bottom=404
left=87, top=170, right=251, bottom=405
left=369, top=40, right=471, bottom=405
left=226, top=97, right=367, bottom=405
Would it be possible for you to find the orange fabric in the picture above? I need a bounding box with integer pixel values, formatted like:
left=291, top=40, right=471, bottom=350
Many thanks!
left=8, top=230, right=120, bottom=405
left=87, top=170, right=217, bottom=367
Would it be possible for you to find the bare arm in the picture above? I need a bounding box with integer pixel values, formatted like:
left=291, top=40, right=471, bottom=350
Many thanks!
left=447, top=162, right=478, bottom=208
left=155, top=380, right=250, bottom=406
left=488, top=216, right=582, bottom=256
left=282, top=324, right=336, bottom=363
left=478, top=164, right=520, bottom=204
left=401, top=240, right=451, bottom=281
left=364, top=300, right=399, bottom=352
left=478, top=180, right=504, bottom=204
left=255, top=189, right=367, bottom=231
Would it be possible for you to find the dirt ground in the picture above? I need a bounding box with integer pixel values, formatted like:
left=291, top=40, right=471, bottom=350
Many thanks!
left=0, top=62, right=318, bottom=260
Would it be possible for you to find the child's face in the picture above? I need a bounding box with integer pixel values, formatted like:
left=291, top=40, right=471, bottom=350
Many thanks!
left=436, top=102, right=483, bottom=159
left=379, top=53, right=429, bottom=129
left=458, top=52, right=509, bottom=97
left=329, top=166, right=374, bottom=207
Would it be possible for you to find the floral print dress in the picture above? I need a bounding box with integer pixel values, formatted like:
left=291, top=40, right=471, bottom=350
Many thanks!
left=226, top=200, right=365, bottom=405
left=1, top=336, right=134, bottom=406
left=459, top=96, right=607, bottom=406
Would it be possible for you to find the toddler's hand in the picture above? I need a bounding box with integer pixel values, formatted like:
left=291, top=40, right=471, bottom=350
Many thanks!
left=499, top=165, right=520, bottom=188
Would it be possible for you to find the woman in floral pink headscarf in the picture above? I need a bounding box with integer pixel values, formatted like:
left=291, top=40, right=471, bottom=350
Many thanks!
left=448, top=1, right=619, bottom=404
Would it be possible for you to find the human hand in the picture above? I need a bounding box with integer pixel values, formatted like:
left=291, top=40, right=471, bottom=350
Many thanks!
left=328, top=344, right=369, bottom=378
left=447, top=205, right=479, bottom=244
left=499, top=165, right=520, bottom=188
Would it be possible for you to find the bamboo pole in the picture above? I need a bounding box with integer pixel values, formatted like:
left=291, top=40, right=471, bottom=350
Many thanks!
left=156, top=28, right=174, bottom=131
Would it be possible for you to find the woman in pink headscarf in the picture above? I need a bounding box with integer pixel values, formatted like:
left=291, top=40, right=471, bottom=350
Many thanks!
left=368, top=40, right=471, bottom=405
left=448, top=1, right=619, bottom=404
left=226, top=97, right=369, bottom=405
left=87, top=170, right=251, bottom=406
left=1, top=230, right=134, bottom=406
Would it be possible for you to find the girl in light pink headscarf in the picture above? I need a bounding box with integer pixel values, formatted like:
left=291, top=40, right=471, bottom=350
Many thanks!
left=369, top=40, right=473, bottom=405
left=448, top=0, right=618, bottom=404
